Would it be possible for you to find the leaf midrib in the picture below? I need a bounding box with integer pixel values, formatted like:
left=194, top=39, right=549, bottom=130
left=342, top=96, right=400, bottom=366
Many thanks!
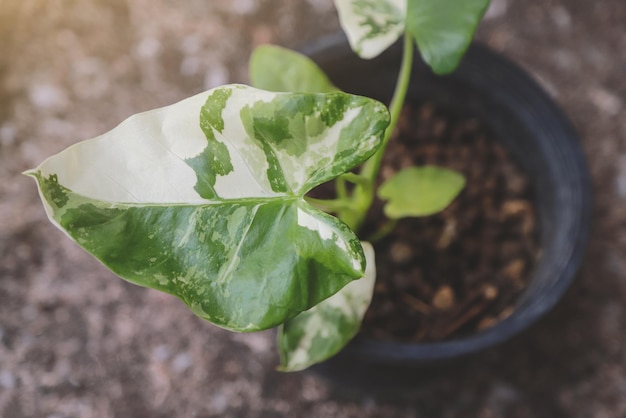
left=100, top=195, right=302, bottom=208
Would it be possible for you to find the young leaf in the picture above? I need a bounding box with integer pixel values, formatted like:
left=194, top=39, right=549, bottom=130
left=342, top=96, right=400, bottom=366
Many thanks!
left=250, top=45, right=338, bottom=93
left=277, top=242, right=376, bottom=371
left=334, top=0, right=407, bottom=59
left=406, top=0, right=491, bottom=74
left=378, top=165, right=465, bottom=218
left=26, top=85, right=389, bottom=332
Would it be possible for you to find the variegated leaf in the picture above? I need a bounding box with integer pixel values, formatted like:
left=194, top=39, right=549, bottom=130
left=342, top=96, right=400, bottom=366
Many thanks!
left=277, top=242, right=376, bottom=371
left=334, top=0, right=406, bottom=59
left=26, top=85, right=389, bottom=332
left=250, top=45, right=338, bottom=93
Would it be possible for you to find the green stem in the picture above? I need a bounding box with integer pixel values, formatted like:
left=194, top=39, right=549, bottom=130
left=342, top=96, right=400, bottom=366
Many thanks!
left=336, top=173, right=371, bottom=222
left=366, top=219, right=398, bottom=243
left=305, top=196, right=351, bottom=213
left=340, top=172, right=371, bottom=188
left=362, top=34, right=414, bottom=181
left=340, top=33, right=414, bottom=232
left=336, top=177, right=347, bottom=200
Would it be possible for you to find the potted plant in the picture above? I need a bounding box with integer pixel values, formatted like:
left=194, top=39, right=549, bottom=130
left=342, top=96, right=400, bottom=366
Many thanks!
left=26, top=0, right=590, bottom=388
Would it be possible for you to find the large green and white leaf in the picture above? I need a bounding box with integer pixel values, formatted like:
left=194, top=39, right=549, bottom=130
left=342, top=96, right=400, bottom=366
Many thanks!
left=26, top=84, right=389, bottom=332
left=378, top=165, right=465, bottom=218
left=406, top=0, right=491, bottom=74
left=250, top=45, right=338, bottom=94
left=334, top=0, right=406, bottom=59
left=333, top=0, right=490, bottom=74
left=277, top=242, right=376, bottom=371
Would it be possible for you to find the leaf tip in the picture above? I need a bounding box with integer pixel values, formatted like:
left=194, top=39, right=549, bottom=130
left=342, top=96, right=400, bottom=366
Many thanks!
left=22, top=169, right=38, bottom=179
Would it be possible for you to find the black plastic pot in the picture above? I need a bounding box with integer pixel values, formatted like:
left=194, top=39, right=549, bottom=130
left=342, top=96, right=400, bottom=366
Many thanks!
left=301, top=35, right=592, bottom=393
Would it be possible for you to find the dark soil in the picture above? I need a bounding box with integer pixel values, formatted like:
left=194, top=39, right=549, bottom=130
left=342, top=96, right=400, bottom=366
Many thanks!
left=361, top=103, right=540, bottom=342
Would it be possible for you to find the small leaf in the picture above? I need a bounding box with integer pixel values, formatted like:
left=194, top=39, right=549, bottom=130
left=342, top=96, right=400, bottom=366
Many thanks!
left=334, top=0, right=407, bottom=59
left=378, top=165, right=465, bottom=218
left=26, top=85, right=389, bottom=332
left=277, top=242, right=376, bottom=372
left=250, top=45, right=338, bottom=93
left=406, top=0, right=491, bottom=74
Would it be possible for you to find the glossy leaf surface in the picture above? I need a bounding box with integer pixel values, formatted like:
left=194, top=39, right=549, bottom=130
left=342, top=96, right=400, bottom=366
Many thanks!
left=406, top=0, right=490, bottom=74
left=27, top=85, right=389, bottom=332
left=278, top=242, right=376, bottom=371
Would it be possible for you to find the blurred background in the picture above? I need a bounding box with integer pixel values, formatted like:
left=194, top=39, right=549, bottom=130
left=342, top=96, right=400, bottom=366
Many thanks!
left=0, top=0, right=624, bottom=416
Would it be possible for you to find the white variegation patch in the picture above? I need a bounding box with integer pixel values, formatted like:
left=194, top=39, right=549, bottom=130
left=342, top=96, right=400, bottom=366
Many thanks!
left=334, top=0, right=406, bottom=59
left=296, top=207, right=334, bottom=241
left=32, top=92, right=212, bottom=204
left=30, top=85, right=384, bottom=203
left=211, top=86, right=279, bottom=197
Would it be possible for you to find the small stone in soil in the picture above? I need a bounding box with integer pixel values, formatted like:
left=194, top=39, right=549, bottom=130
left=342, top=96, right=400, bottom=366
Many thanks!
left=501, top=199, right=532, bottom=217
left=502, top=259, right=525, bottom=281
left=499, top=306, right=515, bottom=320
left=432, top=286, right=456, bottom=311
left=389, top=242, right=413, bottom=264
left=436, top=219, right=457, bottom=249
left=477, top=316, right=498, bottom=331
left=483, top=284, right=499, bottom=300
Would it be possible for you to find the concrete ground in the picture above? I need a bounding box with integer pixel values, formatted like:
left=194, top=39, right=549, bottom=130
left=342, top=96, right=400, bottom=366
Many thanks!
left=1, top=0, right=625, bottom=416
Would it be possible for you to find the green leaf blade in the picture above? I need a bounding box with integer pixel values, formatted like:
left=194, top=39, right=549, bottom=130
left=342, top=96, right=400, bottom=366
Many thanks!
left=378, top=165, right=465, bottom=218
left=406, top=0, right=491, bottom=74
left=278, top=242, right=376, bottom=371
left=29, top=176, right=365, bottom=332
left=28, top=85, right=389, bottom=332
left=250, top=45, right=338, bottom=93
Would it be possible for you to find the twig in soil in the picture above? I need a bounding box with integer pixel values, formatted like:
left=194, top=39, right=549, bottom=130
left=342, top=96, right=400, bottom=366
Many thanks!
left=427, top=286, right=498, bottom=340
left=400, top=293, right=432, bottom=315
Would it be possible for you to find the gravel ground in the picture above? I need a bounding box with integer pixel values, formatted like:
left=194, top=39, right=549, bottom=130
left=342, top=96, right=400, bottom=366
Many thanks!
left=1, top=0, right=625, bottom=417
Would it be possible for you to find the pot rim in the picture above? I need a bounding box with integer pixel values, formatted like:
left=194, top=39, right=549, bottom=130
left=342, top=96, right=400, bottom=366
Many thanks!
left=302, top=34, right=593, bottom=364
